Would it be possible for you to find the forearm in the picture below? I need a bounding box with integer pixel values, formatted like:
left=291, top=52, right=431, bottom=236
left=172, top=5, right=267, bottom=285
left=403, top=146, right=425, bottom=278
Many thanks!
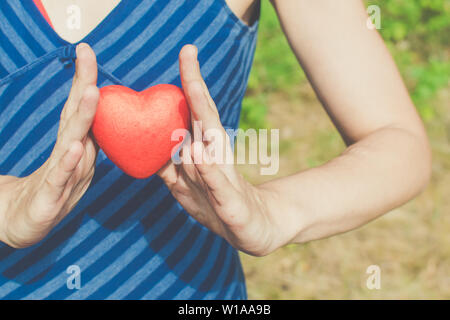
left=259, top=125, right=431, bottom=245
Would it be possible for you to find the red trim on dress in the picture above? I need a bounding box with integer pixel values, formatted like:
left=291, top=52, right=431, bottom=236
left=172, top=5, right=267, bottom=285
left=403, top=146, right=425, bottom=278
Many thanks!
left=33, top=0, right=54, bottom=29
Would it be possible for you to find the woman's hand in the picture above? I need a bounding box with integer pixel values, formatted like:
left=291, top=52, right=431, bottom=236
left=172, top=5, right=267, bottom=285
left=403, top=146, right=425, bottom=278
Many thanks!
left=0, top=43, right=99, bottom=249
left=158, top=45, right=290, bottom=256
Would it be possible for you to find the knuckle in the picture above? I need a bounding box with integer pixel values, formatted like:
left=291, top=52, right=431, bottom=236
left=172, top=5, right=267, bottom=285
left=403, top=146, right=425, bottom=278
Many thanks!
left=53, top=139, right=66, bottom=159
left=60, top=108, right=67, bottom=122
left=27, top=194, right=59, bottom=227
left=86, top=165, right=95, bottom=181
left=44, top=174, right=56, bottom=190
left=3, top=229, right=30, bottom=249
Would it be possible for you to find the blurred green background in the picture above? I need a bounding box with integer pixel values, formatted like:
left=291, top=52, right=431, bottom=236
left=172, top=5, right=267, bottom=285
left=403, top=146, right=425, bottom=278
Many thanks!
left=238, top=0, right=450, bottom=299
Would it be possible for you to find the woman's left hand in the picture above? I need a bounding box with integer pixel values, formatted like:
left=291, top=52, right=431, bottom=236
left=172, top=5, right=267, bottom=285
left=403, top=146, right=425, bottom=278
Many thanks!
left=157, top=45, right=286, bottom=256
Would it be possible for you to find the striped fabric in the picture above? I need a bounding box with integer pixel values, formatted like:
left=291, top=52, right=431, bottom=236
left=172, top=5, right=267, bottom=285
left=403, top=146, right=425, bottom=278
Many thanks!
left=0, top=0, right=258, bottom=299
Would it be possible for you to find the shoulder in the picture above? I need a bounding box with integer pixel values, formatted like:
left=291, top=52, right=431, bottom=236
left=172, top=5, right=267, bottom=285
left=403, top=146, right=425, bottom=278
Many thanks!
left=225, top=0, right=260, bottom=27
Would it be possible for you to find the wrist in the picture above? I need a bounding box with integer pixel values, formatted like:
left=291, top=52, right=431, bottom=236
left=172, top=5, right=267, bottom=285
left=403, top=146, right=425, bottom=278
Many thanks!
left=254, top=182, right=306, bottom=253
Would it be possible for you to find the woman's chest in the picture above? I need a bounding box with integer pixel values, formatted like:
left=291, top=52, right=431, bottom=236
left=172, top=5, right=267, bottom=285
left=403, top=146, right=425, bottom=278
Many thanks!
left=40, top=0, right=259, bottom=44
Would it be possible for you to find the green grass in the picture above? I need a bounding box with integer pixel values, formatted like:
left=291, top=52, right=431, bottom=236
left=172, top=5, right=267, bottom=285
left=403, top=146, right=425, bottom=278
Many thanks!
left=241, top=0, right=450, bottom=128
left=238, top=0, right=450, bottom=300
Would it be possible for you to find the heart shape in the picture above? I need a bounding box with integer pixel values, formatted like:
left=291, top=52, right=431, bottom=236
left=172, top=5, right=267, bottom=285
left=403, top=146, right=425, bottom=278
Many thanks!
left=92, top=84, right=190, bottom=179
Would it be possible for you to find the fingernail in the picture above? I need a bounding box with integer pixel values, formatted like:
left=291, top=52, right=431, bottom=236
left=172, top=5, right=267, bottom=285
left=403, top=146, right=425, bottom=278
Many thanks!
left=193, top=45, right=198, bottom=59
left=76, top=43, right=88, bottom=56
left=186, top=44, right=197, bottom=60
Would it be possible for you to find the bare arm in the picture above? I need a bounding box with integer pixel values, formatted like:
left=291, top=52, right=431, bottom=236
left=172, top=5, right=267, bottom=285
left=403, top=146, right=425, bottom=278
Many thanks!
left=259, top=0, right=431, bottom=243
left=0, top=44, right=99, bottom=248
left=158, top=0, right=431, bottom=256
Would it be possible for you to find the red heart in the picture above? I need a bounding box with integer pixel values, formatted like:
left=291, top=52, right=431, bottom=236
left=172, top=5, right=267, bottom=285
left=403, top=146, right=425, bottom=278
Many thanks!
left=92, top=84, right=190, bottom=179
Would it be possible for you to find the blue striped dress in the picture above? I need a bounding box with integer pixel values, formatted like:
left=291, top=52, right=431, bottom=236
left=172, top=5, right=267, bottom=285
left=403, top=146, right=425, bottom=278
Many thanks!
left=0, top=0, right=259, bottom=300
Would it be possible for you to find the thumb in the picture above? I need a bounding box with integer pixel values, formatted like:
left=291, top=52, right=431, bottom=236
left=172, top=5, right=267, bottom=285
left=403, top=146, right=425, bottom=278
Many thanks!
left=157, top=160, right=178, bottom=189
left=74, top=43, right=98, bottom=86
left=62, top=43, right=98, bottom=124
left=179, top=44, right=222, bottom=132
left=41, top=140, right=84, bottom=205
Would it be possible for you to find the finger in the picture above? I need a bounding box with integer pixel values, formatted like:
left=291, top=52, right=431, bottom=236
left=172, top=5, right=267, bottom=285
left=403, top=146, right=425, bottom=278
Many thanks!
left=56, top=85, right=99, bottom=153
left=179, top=45, right=216, bottom=108
left=179, top=45, right=234, bottom=169
left=157, top=159, right=178, bottom=188
left=186, top=81, right=223, bottom=132
left=193, top=142, right=236, bottom=205
left=44, top=141, right=84, bottom=203
left=61, top=43, right=98, bottom=126
left=194, top=146, right=250, bottom=228
left=180, top=153, right=201, bottom=185
left=84, top=135, right=99, bottom=165
left=179, top=45, right=221, bottom=130
left=158, top=139, right=193, bottom=188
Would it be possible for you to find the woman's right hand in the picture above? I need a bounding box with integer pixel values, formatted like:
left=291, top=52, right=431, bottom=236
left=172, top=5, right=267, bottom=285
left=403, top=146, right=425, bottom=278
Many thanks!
left=0, top=43, right=100, bottom=248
